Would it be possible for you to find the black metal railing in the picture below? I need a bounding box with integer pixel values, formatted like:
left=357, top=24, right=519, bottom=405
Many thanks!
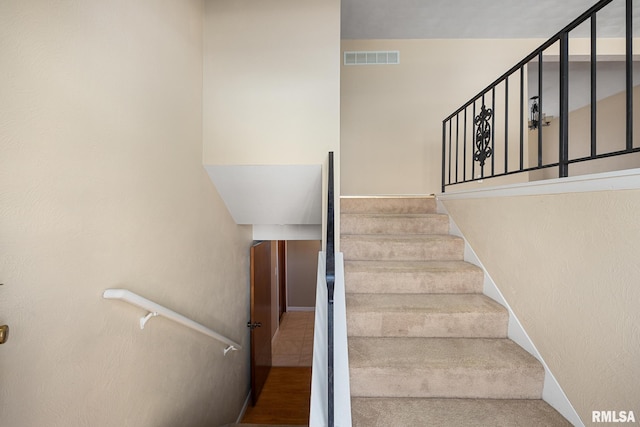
left=325, top=151, right=335, bottom=427
left=442, top=0, right=640, bottom=192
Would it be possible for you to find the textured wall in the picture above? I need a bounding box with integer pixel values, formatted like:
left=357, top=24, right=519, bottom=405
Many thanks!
left=529, top=84, right=640, bottom=181
left=202, top=0, right=342, bottom=250
left=341, top=39, right=546, bottom=195
left=202, top=0, right=340, bottom=166
left=443, top=191, right=640, bottom=425
left=0, top=1, right=253, bottom=426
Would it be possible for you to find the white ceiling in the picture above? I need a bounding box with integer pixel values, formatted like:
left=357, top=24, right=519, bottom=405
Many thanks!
left=341, top=0, right=637, bottom=40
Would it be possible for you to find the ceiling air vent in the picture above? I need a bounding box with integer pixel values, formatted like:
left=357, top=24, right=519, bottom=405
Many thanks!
left=343, top=50, right=400, bottom=66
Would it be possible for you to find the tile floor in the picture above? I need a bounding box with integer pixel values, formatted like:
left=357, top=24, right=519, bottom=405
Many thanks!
left=272, top=311, right=315, bottom=367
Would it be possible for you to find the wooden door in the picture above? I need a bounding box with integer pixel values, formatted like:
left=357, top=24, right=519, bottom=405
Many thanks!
left=249, top=241, right=272, bottom=405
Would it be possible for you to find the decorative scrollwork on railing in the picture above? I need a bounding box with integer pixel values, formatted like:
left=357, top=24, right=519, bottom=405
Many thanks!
left=474, top=105, right=493, bottom=167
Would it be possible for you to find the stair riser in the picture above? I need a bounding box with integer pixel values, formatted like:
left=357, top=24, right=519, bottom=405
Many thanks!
left=342, top=198, right=436, bottom=214
left=347, top=312, right=508, bottom=338
left=350, top=398, right=573, bottom=427
left=342, top=239, right=464, bottom=261
left=341, top=215, right=449, bottom=235
left=349, top=367, right=543, bottom=399
left=345, top=270, right=483, bottom=294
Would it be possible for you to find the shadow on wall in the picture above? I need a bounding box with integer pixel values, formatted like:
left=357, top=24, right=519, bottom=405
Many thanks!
left=529, top=84, right=640, bottom=181
left=286, top=240, right=321, bottom=310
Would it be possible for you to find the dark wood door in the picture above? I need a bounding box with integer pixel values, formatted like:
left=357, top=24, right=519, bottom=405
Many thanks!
left=250, top=241, right=272, bottom=405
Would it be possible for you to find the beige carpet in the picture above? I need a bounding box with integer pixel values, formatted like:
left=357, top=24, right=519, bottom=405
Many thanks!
left=341, top=196, right=572, bottom=426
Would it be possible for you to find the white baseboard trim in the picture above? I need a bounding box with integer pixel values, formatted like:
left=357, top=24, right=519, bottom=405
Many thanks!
left=236, top=390, right=252, bottom=424
left=437, top=199, right=584, bottom=427
left=287, top=306, right=315, bottom=312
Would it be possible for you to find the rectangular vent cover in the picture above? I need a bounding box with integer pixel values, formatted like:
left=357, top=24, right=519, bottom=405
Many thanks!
left=343, top=50, right=400, bottom=66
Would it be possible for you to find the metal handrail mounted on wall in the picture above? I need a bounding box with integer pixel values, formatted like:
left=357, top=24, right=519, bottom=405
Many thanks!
left=442, top=0, right=639, bottom=193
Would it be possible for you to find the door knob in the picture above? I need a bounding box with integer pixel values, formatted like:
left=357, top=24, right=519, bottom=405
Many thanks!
left=0, top=325, right=8, bottom=344
left=247, top=321, right=262, bottom=330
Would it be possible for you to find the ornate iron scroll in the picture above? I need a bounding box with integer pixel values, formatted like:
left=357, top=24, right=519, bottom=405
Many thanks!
left=474, top=105, right=493, bottom=167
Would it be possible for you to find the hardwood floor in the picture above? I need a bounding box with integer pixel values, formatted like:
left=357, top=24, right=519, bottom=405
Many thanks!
left=272, top=312, right=315, bottom=367
left=241, top=312, right=315, bottom=425
left=241, top=367, right=312, bottom=425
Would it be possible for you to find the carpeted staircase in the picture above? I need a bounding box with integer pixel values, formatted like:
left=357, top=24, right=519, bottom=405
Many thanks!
left=341, top=196, right=572, bottom=427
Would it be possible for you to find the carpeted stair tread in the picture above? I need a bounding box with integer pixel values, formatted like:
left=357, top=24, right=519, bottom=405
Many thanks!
left=342, top=234, right=464, bottom=261
left=345, top=259, right=482, bottom=276
left=341, top=196, right=436, bottom=214
left=346, top=293, right=508, bottom=338
left=340, top=196, right=571, bottom=424
left=341, top=213, right=449, bottom=235
left=350, top=397, right=573, bottom=427
left=344, top=260, right=483, bottom=294
left=349, top=337, right=544, bottom=399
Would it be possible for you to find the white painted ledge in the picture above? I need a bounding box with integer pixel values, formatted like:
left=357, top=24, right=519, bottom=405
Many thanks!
left=439, top=167, right=640, bottom=200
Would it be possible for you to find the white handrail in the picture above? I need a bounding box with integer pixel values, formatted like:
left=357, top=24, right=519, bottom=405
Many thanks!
left=103, top=289, right=241, bottom=355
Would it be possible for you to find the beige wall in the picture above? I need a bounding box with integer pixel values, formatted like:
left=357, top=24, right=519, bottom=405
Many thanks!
left=202, top=0, right=341, bottom=249
left=443, top=192, right=640, bottom=425
left=0, top=2, right=253, bottom=426
left=286, top=241, right=321, bottom=308
left=529, top=83, right=640, bottom=181
left=203, top=0, right=340, bottom=166
left=341, top=39, right=543, bottom=195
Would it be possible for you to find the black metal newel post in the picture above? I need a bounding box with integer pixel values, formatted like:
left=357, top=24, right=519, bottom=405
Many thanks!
left=441, top=121, right=446, bottom=193
left=505, top=77, right=509, bottom=174
left=326, top=152, right=335, bottom=427
left=538, top=51, right=544, bottom=167
left=455, top=114, right=459, bottom=183
left=448, top=120, right=453, bottom=184
left=463, top=109, right=468, bottom=182
left=559, top=32, right=569, bottom=178
left=491, top=88, right=496, bottom=176
left=626, top=0, right=633, bottom=150
left=472, top=102, right=476, bottom=180
left=520, top=66, right=525, bottom=170
left=591, top=13, right=598, bottom=157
